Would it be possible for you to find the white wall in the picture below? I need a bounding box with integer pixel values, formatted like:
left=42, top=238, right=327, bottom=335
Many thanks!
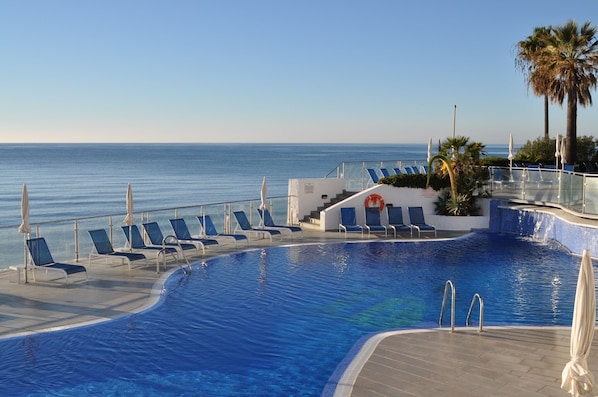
left=320, top=184, right=490, bottom=232
left=288, top=178, right=346, bottom=225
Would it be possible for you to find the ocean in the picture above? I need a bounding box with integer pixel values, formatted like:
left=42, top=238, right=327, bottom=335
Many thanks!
left=0, top=143, right=509, bottom=227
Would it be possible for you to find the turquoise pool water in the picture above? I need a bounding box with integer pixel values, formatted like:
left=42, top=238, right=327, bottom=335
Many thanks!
left=0, top=233, right=584, bottom=396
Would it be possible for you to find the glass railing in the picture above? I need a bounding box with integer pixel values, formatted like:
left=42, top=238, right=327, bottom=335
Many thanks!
left=489, top=166, right=598, bottom=216
left=0, top=196, right=291, bottom=271
left=325, top=160, right=429, bottom=192
left=324, top=162, right=598, bottom=219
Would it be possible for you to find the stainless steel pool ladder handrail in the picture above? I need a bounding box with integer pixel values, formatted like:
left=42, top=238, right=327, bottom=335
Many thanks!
left=163, top=235, right=192, bottom=275
left=439, top=280, right=455, bottom=332
left=466, top=293, right=484, bottom=332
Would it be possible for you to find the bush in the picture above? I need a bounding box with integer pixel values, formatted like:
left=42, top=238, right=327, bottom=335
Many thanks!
left=480, top=157, right=510, bottom=167
left=515, top=135, right=598, bottom=163
left=380, top=173, right=450, bottom=191
left=434, top=191, right=482, bottom=216
left=515, top=137, right=556, bottom=163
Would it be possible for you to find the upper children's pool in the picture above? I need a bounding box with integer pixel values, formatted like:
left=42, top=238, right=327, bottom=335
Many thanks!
left=0, top=232, right=585, bottom=396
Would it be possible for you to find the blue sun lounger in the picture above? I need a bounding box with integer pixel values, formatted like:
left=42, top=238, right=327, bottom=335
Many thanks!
left=364, top=207, right=387, bottom=237
left=339, top=207, right=363, bottom=238
left=88, top=229, right=147, bottom=271
left=387, top=206, right=411, bottom=237
left=408, top=207, right=437, bottom=237
left=26, top=237, right=88, bottom=284
left=170, top=218, right=219, bottom=254
left=142, top=221, right=199, bottom=257
left=197, top=215, right=249, bottom=247
left=233, top=211, right=282, bottom=242
left=257, top=209, right=303, bottom=239
left=367, top=168, right=380, bottom=184
left=142, top=222, right=197, bottom=273
left=122, top=225, right=180, bottom=273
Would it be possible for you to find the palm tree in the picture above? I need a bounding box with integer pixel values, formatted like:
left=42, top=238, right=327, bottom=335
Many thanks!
left=431, top=136, right=487, bottom=216
left=516, top=26, right=553, bottom=139
left=529, top=21, right=598, bottom=162
left=438, top=136, right=486, bottom=164
left=545, top=21, right=598, bottom=163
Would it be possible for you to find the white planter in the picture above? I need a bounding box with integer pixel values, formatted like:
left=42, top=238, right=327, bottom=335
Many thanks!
left=428, top=214, right=489, bottom=231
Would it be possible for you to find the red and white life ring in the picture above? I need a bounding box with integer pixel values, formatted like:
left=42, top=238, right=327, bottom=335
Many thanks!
left=364, top=193, right=385, bottom=211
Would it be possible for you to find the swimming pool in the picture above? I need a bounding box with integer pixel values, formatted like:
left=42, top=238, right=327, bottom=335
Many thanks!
left=0, top=233, right=584, bottom=396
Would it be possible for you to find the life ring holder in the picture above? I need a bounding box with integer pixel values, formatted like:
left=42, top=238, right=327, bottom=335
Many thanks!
left=364, top=193, right=385, bottom=211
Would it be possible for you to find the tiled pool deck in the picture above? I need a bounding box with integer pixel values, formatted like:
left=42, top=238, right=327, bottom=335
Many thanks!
left=334, top=326, right=598, bottom=397
left=0, top=209, right=596, bottom=396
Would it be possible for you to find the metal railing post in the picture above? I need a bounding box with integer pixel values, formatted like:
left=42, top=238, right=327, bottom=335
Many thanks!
left=74, top=219, right=79, bottom=262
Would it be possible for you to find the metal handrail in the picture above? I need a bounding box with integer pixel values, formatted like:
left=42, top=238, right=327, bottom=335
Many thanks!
left=162, top=234, right=191, bottom=275
left=439, top=280, right=455, bottom=332
left=466, top=293, right=484, bottom=332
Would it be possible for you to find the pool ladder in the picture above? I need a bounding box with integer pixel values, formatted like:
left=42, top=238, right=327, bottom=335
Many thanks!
left=163, top=235, right=193, bottom=275
left=439, top=280, right=484, bottom=332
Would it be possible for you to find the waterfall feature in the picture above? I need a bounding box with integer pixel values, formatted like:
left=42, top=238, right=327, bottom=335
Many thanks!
left=493, top=199, right=596, bottom=256
left=530, top=211, right=555, bottom=242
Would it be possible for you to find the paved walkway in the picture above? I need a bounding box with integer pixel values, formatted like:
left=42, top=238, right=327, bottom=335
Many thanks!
left=334, top=326, right=592, bottom=397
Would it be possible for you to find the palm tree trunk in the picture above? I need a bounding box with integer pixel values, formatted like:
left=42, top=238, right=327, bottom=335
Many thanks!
left=566, top=91, right=577, bottom=164
left=544, top=95, right=549, bottom=139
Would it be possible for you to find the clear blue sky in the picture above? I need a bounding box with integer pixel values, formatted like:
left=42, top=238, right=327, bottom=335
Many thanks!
left=2, top=0, right=597, bottom=144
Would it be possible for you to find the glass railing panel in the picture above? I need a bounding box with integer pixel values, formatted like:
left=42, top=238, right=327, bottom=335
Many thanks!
left=583, top=176, right=598, bottom=214
left=326, top=160, right=427, bottom=192
left=568, top=174, right=585, bottom=213
left=0, top=226, right=29, bottom=269
left=522, top=168, right=559, bottom=202
left=75, top=216, right=116, bottom=262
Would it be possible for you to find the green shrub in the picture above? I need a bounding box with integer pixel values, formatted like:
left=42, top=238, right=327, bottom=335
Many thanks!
left=480, top=157, right=510, bottom=167
left=380, top=173, right=450, bottom=191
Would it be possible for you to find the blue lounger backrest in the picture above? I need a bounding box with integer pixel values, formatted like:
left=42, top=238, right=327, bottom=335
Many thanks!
left=387, top=206, right=405, bottom=225
left=258, top=209, right=276, bottom=227
left=27, top=238, right=54, bottom=266
left=198, top=215, right=219, bottom=236
left=143, top=222, right=165, bottom=245
left=233, top=211, right=253, bottom=230
left=408, top=207, right=426, bottom=225
left=365, top=207, right=382, bottom=226
left=367, top=168, right=379, bottom=183
left=340, top=207, right=358, bottom=226
left=122, top=225, right=146, bottom=249
left=170, top=219, right=193, bottom=240
left=88, top=229, right=116, bottom=255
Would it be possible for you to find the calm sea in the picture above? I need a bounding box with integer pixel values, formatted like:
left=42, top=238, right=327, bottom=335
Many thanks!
left=0, top=143, right=508, bottom=226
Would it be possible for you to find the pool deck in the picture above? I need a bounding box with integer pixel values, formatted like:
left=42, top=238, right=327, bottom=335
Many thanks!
left=334, top=326, right=598, bottom=397
left=0, top=221, right=595, bottom=396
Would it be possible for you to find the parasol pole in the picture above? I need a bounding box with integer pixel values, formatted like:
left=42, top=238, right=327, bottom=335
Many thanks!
left=452, top=105, right=456, bottom=139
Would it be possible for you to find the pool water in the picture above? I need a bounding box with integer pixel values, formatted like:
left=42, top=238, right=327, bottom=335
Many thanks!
left=1, top=233, right=585, bottom=396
